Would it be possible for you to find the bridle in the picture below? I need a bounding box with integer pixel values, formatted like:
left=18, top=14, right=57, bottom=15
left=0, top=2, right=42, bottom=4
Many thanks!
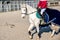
left=21, top=1, right=37, bottom=15
left=21, top=7, right=37, bottom=15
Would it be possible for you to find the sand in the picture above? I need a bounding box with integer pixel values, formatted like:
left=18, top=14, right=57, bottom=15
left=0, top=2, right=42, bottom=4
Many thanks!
left=0, top=6, right=60, bottom=40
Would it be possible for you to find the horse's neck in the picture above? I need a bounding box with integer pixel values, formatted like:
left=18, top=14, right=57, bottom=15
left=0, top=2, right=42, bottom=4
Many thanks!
left=26, top=4, right=37, bottom=14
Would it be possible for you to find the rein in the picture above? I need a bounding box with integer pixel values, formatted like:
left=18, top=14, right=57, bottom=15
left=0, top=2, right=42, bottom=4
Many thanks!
left=26, top=11, right=37, bottom=15
left=21, top=11, right=37, bottom=15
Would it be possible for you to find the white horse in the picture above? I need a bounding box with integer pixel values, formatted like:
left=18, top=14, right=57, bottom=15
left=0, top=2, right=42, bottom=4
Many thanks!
left=21, top=4, right=48, bottom=40
left=20, top=4, right=60, bottom=40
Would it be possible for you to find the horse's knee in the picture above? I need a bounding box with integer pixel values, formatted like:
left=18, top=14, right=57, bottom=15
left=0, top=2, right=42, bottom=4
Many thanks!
left=29, top=18, right=33, bottom=24
left=28, top=24, right=34, bottom=31
left=35, top=26, right=40, bottom=33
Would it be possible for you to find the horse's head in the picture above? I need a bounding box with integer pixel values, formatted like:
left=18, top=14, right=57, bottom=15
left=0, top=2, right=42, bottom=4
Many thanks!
left=21, top=4, right=37, bottom=18
left=21, top=7, right=27, bottom=18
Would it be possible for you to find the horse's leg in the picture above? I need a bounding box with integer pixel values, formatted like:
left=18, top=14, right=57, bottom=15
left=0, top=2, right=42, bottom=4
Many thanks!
left=28, top=23, right=34, bottom=39
left=50, top=30, right=55, bottom=38
left=50, top=24, right=55, bottom=38
left=50, top=24, right=60, bottom=38
left=35, top=19, right=40, bottom=40
left=36, top=26, right=40, bottom=40
left=28, top=18, right=34, bottom=39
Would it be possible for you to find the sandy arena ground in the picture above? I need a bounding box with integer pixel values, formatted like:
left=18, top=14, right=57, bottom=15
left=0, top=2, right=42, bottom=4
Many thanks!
left=0, top=6, right=60, bottom=40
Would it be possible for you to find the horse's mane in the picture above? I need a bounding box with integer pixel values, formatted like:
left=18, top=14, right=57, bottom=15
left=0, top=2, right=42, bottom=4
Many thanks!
left=46, top=8, right=60, bottom=25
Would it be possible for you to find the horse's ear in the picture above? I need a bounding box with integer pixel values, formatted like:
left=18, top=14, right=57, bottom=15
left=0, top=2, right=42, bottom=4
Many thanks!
left=37, top=8, right=41, bottom=13
left=26, top=7, right=27, bottom=12
left=7, top=1, right=10, bottom=4
left=25, top=7, right=27, bottom=14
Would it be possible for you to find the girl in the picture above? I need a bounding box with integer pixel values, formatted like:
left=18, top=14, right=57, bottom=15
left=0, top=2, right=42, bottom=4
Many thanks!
left=37, top=0, right=47, bottom=16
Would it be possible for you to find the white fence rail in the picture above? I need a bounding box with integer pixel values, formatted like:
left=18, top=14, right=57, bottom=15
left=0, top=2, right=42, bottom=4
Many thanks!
left=0, top=1, right=21, bottom=12
left=0, top=1, right=40, bottom=12
left=0, top=1, right=60, bottom=12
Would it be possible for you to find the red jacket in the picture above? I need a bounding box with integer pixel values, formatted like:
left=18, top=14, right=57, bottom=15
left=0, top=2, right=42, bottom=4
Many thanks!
left=37, top=1, right=47, bottom=8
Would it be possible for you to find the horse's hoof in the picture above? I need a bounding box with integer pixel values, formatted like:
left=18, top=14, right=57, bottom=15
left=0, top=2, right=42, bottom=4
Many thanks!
left=36, top=37, right=40, bottom=40
left=50, top=35, right=54, bottom=38
left=29, top=35, right=33, bottom=39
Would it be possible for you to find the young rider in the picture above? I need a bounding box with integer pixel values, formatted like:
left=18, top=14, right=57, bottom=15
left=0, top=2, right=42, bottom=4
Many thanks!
left=37, top=0, right=47, bottom=17
left=37, top=0, right=48, bottom=38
